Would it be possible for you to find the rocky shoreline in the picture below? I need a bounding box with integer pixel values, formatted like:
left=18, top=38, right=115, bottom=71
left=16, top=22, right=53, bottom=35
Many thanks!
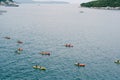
left=80, top=6, right=120, bottom=10
left=90, top=7, right=120, bottom=10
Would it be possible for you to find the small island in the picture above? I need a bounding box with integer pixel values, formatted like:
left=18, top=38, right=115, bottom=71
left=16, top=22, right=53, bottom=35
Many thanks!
left=0, top=0, right=19, bottom=7
left=80, top=0, right=120, bottom=10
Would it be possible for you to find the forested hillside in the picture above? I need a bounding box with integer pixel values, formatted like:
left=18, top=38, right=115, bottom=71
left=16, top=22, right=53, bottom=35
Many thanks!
left=81, top=0, right=120, bottom=7
left=0, top=0, right=13, bottom=2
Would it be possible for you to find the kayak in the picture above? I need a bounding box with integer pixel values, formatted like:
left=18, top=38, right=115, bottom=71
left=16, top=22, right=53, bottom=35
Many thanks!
left=18, top=48, right=23, bottom=51
left=75, top=63, right=85, bottom=67
left=40, top=52, right=50, bottom=55
left=114, top=61, right=120, bottom=64
left=4, top=37, right=11, bottom=39
left=17, top=40, right=23, bottom=44
left=64, top=44, right=73, bottom=47
left=33, top=66, right=46, bottom=70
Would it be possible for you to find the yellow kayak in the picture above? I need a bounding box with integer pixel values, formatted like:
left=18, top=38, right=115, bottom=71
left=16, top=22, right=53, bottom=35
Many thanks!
left=114, top=60, right=120, bottom=64
left=33, top=66, right=46, bottom=70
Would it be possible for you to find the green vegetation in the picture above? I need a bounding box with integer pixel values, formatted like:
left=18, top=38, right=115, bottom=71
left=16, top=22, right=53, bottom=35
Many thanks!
left=0, top=0, right=14, bottom=4
left=0, top=0, right=19, bottom=7
left=81, top=0, right=120, bottom=7
left=0, top=0, right=13, bottom=2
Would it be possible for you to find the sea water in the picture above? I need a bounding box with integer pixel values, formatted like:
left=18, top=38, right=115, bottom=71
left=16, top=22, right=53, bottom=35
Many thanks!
left=0, top=3, right=120, bottom=80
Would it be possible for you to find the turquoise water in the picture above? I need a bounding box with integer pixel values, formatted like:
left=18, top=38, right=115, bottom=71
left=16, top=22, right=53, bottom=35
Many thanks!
left=0, top=4, right=120, bottom=80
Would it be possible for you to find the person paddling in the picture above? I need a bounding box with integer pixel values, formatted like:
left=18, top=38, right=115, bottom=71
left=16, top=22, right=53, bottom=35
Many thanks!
left=18, top=48, right=23, bottom=51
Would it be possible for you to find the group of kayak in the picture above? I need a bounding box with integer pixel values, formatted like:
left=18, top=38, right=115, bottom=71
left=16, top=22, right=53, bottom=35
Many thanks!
left=4, top=36, right=120, bottom=71
left=33, top=62, right=85, bottom=71
left=4, top=36, right=24, bottom=54
left=4, top=36, right=23, bottom=44
left=33, top=59, right=120, bottom=71
left=34, top=43, right=85, bottom=70
left=4, top=37, right=86, bottom=70
left=64, top=44, right=86, bottom=67
left=16, top=40, right=23, bottom=54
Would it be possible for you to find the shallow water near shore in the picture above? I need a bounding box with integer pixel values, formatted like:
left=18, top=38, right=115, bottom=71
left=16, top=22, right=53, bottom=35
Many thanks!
left=0, top=4, right=120, bottom=80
